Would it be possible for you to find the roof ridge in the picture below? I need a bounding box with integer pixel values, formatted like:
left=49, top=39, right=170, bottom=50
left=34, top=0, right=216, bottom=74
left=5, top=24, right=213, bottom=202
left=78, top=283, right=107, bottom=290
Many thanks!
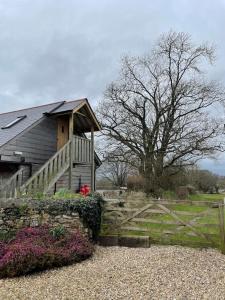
left=0, top=98, right=86, bottom=116
left=0, top=100, right=63, bottom=116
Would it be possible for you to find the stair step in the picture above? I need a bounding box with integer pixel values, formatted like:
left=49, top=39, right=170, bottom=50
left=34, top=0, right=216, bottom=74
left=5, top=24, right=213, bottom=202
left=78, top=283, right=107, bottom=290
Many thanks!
left=44, top=162, right=69, bottom=193
left=19, top=140, right=72, bottom=196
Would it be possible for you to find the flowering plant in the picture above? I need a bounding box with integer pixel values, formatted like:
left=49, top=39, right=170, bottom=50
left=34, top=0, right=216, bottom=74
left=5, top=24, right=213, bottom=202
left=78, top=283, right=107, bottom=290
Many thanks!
left=80, top=184, right=90, bottom=196
left=0, top=226, right=93, bottom=278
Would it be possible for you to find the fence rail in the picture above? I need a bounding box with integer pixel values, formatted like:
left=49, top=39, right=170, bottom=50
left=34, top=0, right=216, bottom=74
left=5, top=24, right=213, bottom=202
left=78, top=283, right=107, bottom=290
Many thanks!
left=102, top=197, right=225, bottom=252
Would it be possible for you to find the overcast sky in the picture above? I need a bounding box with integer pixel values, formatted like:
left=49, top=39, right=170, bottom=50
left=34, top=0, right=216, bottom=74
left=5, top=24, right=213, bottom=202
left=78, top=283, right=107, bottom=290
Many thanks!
left=0, top=0, right=225, bottom=173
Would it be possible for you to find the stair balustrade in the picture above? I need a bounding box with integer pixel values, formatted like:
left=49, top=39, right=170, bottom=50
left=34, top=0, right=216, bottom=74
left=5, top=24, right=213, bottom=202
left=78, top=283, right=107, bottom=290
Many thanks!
left=0, top=168, right=25, bottom=199
left=19, top=140, right=71, bottom=195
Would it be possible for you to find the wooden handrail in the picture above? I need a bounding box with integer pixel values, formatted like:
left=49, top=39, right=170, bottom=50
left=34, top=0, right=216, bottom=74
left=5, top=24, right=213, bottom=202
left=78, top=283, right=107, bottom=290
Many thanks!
left=0, top=168, right=24, bottom=191
left=21, top=140, right=71, bottom=190
left=0, top=168, right=25, bottom=198
left=20, top=140, right=71, bottom=194
left=74, top=135, right=91, bottom=141
left=17, top=136, right=93, bottom=196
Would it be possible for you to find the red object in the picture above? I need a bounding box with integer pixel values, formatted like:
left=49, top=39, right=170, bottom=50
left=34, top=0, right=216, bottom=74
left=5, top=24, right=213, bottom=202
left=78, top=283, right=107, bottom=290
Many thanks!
left=80, top=184, right=90, bottom=196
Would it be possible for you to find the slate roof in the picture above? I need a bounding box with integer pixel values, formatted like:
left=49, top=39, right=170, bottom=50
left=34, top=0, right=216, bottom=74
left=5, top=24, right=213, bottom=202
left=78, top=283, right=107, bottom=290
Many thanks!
left=51, top=99, right=85, bottom=114
left=0, top=99, right=86, bottom=148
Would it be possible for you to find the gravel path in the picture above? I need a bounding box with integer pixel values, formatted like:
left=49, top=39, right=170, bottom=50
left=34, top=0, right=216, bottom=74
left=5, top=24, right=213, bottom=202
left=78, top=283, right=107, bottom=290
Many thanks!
left=1, top=245, right=225, bottom=300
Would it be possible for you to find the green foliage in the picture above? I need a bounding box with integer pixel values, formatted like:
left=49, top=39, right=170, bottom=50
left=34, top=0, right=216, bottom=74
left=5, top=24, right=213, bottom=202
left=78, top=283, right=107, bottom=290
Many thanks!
left=0, top=231, right=15, bottom=242
left=20, top=188, right=81, bottom=200
left=50, top=225, right=66, bottom=239
left=47, top=193, right=103, bottom=240
left=21, top=191, right=45, bottom=200
left=75, top=193, right=103, bottom=240
left=18, top=204, right=29, bottom=215
left=52, top=189, right=81, bottom=200
left=3, top=192, right=103, bottom=241
left=33, top=192, right=45, bottom=200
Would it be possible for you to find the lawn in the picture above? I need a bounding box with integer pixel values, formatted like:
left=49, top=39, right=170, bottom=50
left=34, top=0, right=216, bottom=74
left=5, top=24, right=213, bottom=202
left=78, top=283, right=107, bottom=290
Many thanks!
left=102, top=194, right=224, bottom=250
left=162, top=191, right=225, bottom=202
left=188, top=193, right=225, bottom=201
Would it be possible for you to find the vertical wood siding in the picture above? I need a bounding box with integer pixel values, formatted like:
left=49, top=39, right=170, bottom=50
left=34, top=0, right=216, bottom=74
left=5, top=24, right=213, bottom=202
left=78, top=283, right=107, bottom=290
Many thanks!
left=0, top=117, right=57, bottom=174
left=55, top=165, right=92, bottom=192
left=0, top=116, right=98, bottom=192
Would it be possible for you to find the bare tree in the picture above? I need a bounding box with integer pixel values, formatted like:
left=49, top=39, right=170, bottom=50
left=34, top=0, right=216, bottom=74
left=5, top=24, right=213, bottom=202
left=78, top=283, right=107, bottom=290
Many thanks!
left=98, top=159, right=129, bottom=187
left=95, top=136, right=131, bottom=187
left=97, top=32, right=225, bottom=196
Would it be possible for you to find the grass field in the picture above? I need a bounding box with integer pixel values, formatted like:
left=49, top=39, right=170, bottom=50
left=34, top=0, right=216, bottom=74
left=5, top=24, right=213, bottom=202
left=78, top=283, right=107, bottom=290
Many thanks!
left=162, top=191, right=225, bottom=202
left=188, top=193, right=225, bottom=201
left=102, top=193, right=224, bottom=251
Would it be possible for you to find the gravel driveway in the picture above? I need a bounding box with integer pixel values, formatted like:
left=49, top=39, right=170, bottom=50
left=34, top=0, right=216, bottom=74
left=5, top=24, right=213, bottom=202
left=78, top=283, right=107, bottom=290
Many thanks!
left=1, top=245, right=225, bottom=300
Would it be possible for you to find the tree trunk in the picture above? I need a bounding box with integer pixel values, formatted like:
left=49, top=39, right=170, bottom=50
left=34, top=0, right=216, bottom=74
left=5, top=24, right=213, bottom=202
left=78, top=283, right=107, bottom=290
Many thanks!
left=144, top=157, right=163, bottom=198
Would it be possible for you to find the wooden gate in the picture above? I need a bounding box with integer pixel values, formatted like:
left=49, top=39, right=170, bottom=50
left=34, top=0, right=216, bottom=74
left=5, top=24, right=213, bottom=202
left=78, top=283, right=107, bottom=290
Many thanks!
left=102, top=197, right=225, bottom=251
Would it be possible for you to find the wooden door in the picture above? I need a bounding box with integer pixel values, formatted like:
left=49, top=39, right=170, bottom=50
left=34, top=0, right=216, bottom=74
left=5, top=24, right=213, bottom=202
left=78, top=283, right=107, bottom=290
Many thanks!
left=57, top=117, right=69, bottom=150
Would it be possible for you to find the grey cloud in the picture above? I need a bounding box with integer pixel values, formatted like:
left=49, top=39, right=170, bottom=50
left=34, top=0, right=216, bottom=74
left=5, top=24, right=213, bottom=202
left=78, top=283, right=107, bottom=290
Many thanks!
left=0, top=0, right=225, bottom=172
left=0, top=0, right=224, bottom=110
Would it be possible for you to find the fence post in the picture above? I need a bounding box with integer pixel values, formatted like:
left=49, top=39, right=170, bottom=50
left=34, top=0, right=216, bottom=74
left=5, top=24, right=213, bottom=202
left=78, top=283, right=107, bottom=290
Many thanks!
left=91, top=126, right=95, bottom=192
left=69, top=112, right=74, bottom=190
left=218, top=201, right=225, bottom=254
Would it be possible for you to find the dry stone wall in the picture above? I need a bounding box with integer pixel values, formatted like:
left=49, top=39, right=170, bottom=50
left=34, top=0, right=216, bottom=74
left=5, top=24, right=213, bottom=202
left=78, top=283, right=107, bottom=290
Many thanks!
left=0, top=198, right=88, bottom=236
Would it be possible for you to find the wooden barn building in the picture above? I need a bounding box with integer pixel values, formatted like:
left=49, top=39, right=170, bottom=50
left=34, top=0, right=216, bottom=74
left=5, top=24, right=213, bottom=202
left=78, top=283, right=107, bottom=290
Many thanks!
left=0, top=99, right=101, bottom=198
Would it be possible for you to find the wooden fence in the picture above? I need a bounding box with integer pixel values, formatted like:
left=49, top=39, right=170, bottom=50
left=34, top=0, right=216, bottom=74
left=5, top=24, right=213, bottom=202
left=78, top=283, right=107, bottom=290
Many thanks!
left=102, top=197, right=225, bottom=252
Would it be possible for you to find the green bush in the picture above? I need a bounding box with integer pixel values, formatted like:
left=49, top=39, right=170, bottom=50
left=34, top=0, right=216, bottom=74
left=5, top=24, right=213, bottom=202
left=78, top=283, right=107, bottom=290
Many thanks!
left=47, top=193, right=103, bottom=240
left=75, top=193, right=103, bottom=240
left=50, top=225, right=66, bottom=239
left=15, top=192, right=104, bottom=241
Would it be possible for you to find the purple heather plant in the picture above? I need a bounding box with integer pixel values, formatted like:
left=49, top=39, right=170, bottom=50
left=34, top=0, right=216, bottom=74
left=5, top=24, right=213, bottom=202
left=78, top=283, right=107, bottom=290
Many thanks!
left=0, top=226, right=94, bottom=278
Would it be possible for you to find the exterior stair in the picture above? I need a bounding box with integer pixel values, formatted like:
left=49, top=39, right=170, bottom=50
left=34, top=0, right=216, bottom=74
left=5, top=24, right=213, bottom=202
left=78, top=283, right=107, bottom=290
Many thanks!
left=19, top=140, right=72, bottom=196
left=0, top=168, right=25, bottom=199
left=0, top=135, right=94, bottom=199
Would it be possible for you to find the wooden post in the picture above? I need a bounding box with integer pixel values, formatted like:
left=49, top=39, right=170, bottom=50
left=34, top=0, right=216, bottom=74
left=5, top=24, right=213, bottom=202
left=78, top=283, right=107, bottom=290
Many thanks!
left=91, top=126, right=95, bottom=192
left=218, top=202, right=225, bottom=254
left=69, top=112, right=74, bottom=190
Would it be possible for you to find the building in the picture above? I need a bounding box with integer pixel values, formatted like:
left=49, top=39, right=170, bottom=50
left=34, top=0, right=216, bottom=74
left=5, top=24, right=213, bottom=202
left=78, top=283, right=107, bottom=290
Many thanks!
left=0, top=99, right=101, bottom=198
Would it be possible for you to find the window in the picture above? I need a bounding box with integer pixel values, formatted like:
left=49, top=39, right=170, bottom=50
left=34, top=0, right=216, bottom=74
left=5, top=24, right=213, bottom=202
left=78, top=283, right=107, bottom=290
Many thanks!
left=2, top=115, right=27, bottom=129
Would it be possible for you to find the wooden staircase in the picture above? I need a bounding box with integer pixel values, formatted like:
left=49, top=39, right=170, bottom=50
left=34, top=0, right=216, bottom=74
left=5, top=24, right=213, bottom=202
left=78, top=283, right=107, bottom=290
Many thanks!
left=0, top=168, right=25, bottom=199
left=0, top=135, right=95, bottom=199
left=19, top=140, right=72, bottom=196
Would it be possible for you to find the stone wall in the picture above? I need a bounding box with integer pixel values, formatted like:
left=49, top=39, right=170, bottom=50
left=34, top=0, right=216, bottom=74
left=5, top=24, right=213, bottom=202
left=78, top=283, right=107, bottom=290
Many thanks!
left=0, top=198, right=89, bottom=237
